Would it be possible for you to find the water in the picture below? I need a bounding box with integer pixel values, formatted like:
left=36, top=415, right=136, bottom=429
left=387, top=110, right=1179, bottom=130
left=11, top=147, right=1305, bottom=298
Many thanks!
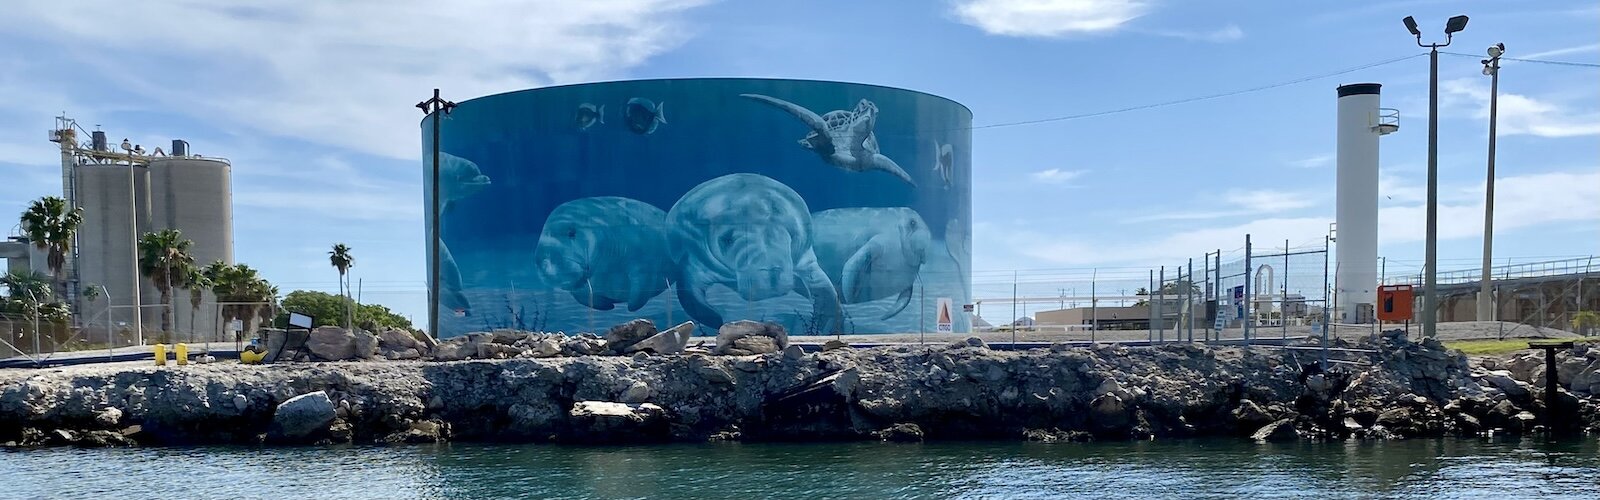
left=6, top=438, right=1599, bottom=499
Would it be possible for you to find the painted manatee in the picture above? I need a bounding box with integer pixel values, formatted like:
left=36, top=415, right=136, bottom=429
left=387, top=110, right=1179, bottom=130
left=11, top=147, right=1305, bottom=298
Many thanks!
left=666, top=173, right=842, bottom=333
left=811, top=208, right=931, bottom=319
left=534, top=197, right=673, bottom=312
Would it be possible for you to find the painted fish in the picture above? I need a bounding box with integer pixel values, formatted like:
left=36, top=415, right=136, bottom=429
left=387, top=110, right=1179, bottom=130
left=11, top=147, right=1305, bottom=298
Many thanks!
left=576, top=103, right=605, bottom=131
left=624, top=98, right=667, bottom=135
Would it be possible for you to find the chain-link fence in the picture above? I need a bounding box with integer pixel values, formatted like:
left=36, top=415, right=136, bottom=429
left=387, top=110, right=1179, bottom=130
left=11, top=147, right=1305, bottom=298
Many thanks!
left=5, top=253, right=1596, bottom=364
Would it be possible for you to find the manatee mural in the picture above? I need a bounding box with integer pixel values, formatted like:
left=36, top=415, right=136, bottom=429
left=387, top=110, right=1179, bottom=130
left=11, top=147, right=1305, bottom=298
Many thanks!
left=424, top=78, right=971, bottom=338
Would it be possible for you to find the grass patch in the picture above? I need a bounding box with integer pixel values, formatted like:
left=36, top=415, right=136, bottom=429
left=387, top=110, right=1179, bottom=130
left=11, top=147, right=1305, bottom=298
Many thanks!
left=1446, top=337, right=1600, bottom=356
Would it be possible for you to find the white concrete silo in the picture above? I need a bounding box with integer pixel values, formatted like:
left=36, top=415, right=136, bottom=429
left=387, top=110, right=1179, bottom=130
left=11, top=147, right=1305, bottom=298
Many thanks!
left=74, top=163, right=157, bottom=333
left=1334, top=83, right=1397, bottom=323
left=149, top=154, right=235, bottom=337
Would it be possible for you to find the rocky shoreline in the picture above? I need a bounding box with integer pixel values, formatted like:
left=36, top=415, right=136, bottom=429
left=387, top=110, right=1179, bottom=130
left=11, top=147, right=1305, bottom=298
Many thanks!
left=3, top=322, right=1598, bottom=448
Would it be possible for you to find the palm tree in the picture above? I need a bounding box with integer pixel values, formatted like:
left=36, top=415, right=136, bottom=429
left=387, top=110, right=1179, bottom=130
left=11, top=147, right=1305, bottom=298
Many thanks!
left=329, top=243, right=354, bottom=329
left=19, top=196, right=83, bottom=297
left=200, top=260, right=230, bottom=339
left=137, top=229, right=195, bottom=337
left=207, top=262, right=276, bottom=338
left=185, top=267, right=212, bottom=341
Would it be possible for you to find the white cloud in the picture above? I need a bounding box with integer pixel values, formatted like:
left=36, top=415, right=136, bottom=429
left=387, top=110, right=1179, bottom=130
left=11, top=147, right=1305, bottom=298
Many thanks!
left=950, top=0, right=1149, bottom=37
left=1521, top=43, right=1600, bottom=61
left=979, top=168, right=1600, bottom=268
left=1147, top=24, right=1244, bottom=43
left=1441, top=78, right=1600, bottom=138
left=1030, top=168, right=1087, bottom=183
left=1378, top=174, right=1425, bottom=204
left=1377, top=169, right=1600, bottom=245
left=2, top=0, right=713, bottom=160
left=1223, top=189, right=1317, bottom=212
left=1120, top=189, right=1318, bottom=223
left=1290, top=154, right=1332, bottom=169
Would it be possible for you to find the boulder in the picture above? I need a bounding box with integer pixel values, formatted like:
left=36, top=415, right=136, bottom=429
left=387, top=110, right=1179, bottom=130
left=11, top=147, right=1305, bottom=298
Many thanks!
left=387, top=420, right=449, bottom=444
left=431, top=335, right=481, bottom=361
left=528, top=338, right=562, bottom=358
left=605, top=319, right=659, bottom=354
left=305, top=326, right=363, bottom=361
left=268, top=391, right=337, bottom=442
left=1089, top=393, right=1129, bottom=431
left=378, top=329, right=426, bottom=359
left=73, top=430, right=134, bottom=448
left=781, top=344, right=805, bottom=361
left=875, top=423, right=925, bottom=442
left=567, top=401, right=670, bottom=443
left=621, top=381, right=652, bottom=403
left=353, top=330, right=378, bottom=359
left=561, top=334, right=607, bottom=356
left=1251, top=419, right=1299, bottom=442
left=697, top=364, right=736, bottom=385
left=261, top=328, right=308, bottom=363
left=1482, top=370, right=1530, bottom=399
left=1231, top=399, right=1274, bottom=428
left=1505, top=354, right=1543, bottom=383
left=625, top=321, right=694, bottom=355
left=94, top=407, right=122, bottom=428
left=385, top=348, right=422, bottom=360
left=715, top=321, right=788, bottom=356
left=1023, top=428, right=1093, bottom=443
left=822, top=339, right=851, bottom=351
left=949, top=336, right=987, bottom=349
left=476, top=342, right=520, bottom=359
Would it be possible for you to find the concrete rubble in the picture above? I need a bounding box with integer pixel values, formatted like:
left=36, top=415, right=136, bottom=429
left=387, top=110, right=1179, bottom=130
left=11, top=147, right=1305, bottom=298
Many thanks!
left=4, top=323, right=1599, bottom=448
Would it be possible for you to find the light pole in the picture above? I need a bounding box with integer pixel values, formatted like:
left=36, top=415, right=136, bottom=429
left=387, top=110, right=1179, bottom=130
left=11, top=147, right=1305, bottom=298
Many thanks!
left=1477, top=42, right=1504, bottom=323
left=1402, top=14, right=1469, bottom=339
left=121, top=139, right=144, bottom=346
left=417, top=89, right=456, bottom=339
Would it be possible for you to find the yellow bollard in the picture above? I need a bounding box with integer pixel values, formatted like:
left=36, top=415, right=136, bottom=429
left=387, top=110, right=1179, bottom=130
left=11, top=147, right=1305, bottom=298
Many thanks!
left=153, top=344, right=167, bottom=366
left=175, top=343, right=189, bottom=366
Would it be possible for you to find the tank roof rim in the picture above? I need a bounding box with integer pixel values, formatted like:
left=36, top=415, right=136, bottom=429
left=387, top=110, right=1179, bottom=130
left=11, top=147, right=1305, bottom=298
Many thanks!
left=428, top=77, right=973, bottom=123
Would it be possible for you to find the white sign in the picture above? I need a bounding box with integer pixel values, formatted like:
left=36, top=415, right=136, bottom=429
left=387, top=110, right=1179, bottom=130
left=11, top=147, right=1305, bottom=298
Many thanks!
left=936, top=298, right=954, bottom=333
left=229, top=319, right=244, bottom=333
left=287, top=312, right=314, bottom=329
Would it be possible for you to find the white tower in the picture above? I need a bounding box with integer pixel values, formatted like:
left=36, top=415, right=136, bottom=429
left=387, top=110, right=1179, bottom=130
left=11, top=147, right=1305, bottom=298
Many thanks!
left=1334, top=83, right=1397, bottom=323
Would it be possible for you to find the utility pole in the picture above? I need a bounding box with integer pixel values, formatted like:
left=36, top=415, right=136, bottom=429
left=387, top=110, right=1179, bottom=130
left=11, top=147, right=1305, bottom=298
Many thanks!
left=1478, top=42, right=1504, bottom=322
left=1402, top=14, right=1469, bottom=338
left=417, top=89, right=457, bottom=340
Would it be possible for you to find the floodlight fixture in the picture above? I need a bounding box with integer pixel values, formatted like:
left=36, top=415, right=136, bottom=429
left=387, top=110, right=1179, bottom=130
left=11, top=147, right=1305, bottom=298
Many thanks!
left=1444, top=15, right=1469, bottom=35
left=1402, top=16, right=1420, bottom=36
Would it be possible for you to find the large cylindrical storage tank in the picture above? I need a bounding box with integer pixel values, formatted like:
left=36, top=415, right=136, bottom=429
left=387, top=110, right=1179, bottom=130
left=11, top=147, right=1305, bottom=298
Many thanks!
left=150, top=157, right=234, bottom=338
left=423, top=78, right=972, bottom=338
left=1335, top=83, right=1383, bottom=323
left=74, top=164, right=157, bottom=334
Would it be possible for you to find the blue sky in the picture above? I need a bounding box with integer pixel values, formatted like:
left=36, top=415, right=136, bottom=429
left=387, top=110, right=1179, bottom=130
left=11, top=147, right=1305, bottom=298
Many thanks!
left=1, top=0, right=1595, bottom=325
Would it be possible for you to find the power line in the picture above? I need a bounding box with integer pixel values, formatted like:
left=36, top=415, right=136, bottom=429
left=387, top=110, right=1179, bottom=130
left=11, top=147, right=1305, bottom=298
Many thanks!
left=969, top=52, right=1429, bottom=131
left=1440, top=51, right=1600, bottom=68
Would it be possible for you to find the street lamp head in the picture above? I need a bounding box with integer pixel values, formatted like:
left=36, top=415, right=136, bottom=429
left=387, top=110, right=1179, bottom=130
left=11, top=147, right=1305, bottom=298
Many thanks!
left=1444, top=15, right=1469, bottom=34
left=1481, top=62, right=1494, bottom=76
left=119, top=139, right=132, bottom=151
left=1487, top=42, right=1504, bottom=57
left=1402, top=16, right=1421, bottom=36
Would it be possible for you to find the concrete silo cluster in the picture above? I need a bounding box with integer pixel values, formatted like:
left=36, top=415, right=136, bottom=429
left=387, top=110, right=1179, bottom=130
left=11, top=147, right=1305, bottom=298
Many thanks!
left=38, top=117, right=235, bottom=339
